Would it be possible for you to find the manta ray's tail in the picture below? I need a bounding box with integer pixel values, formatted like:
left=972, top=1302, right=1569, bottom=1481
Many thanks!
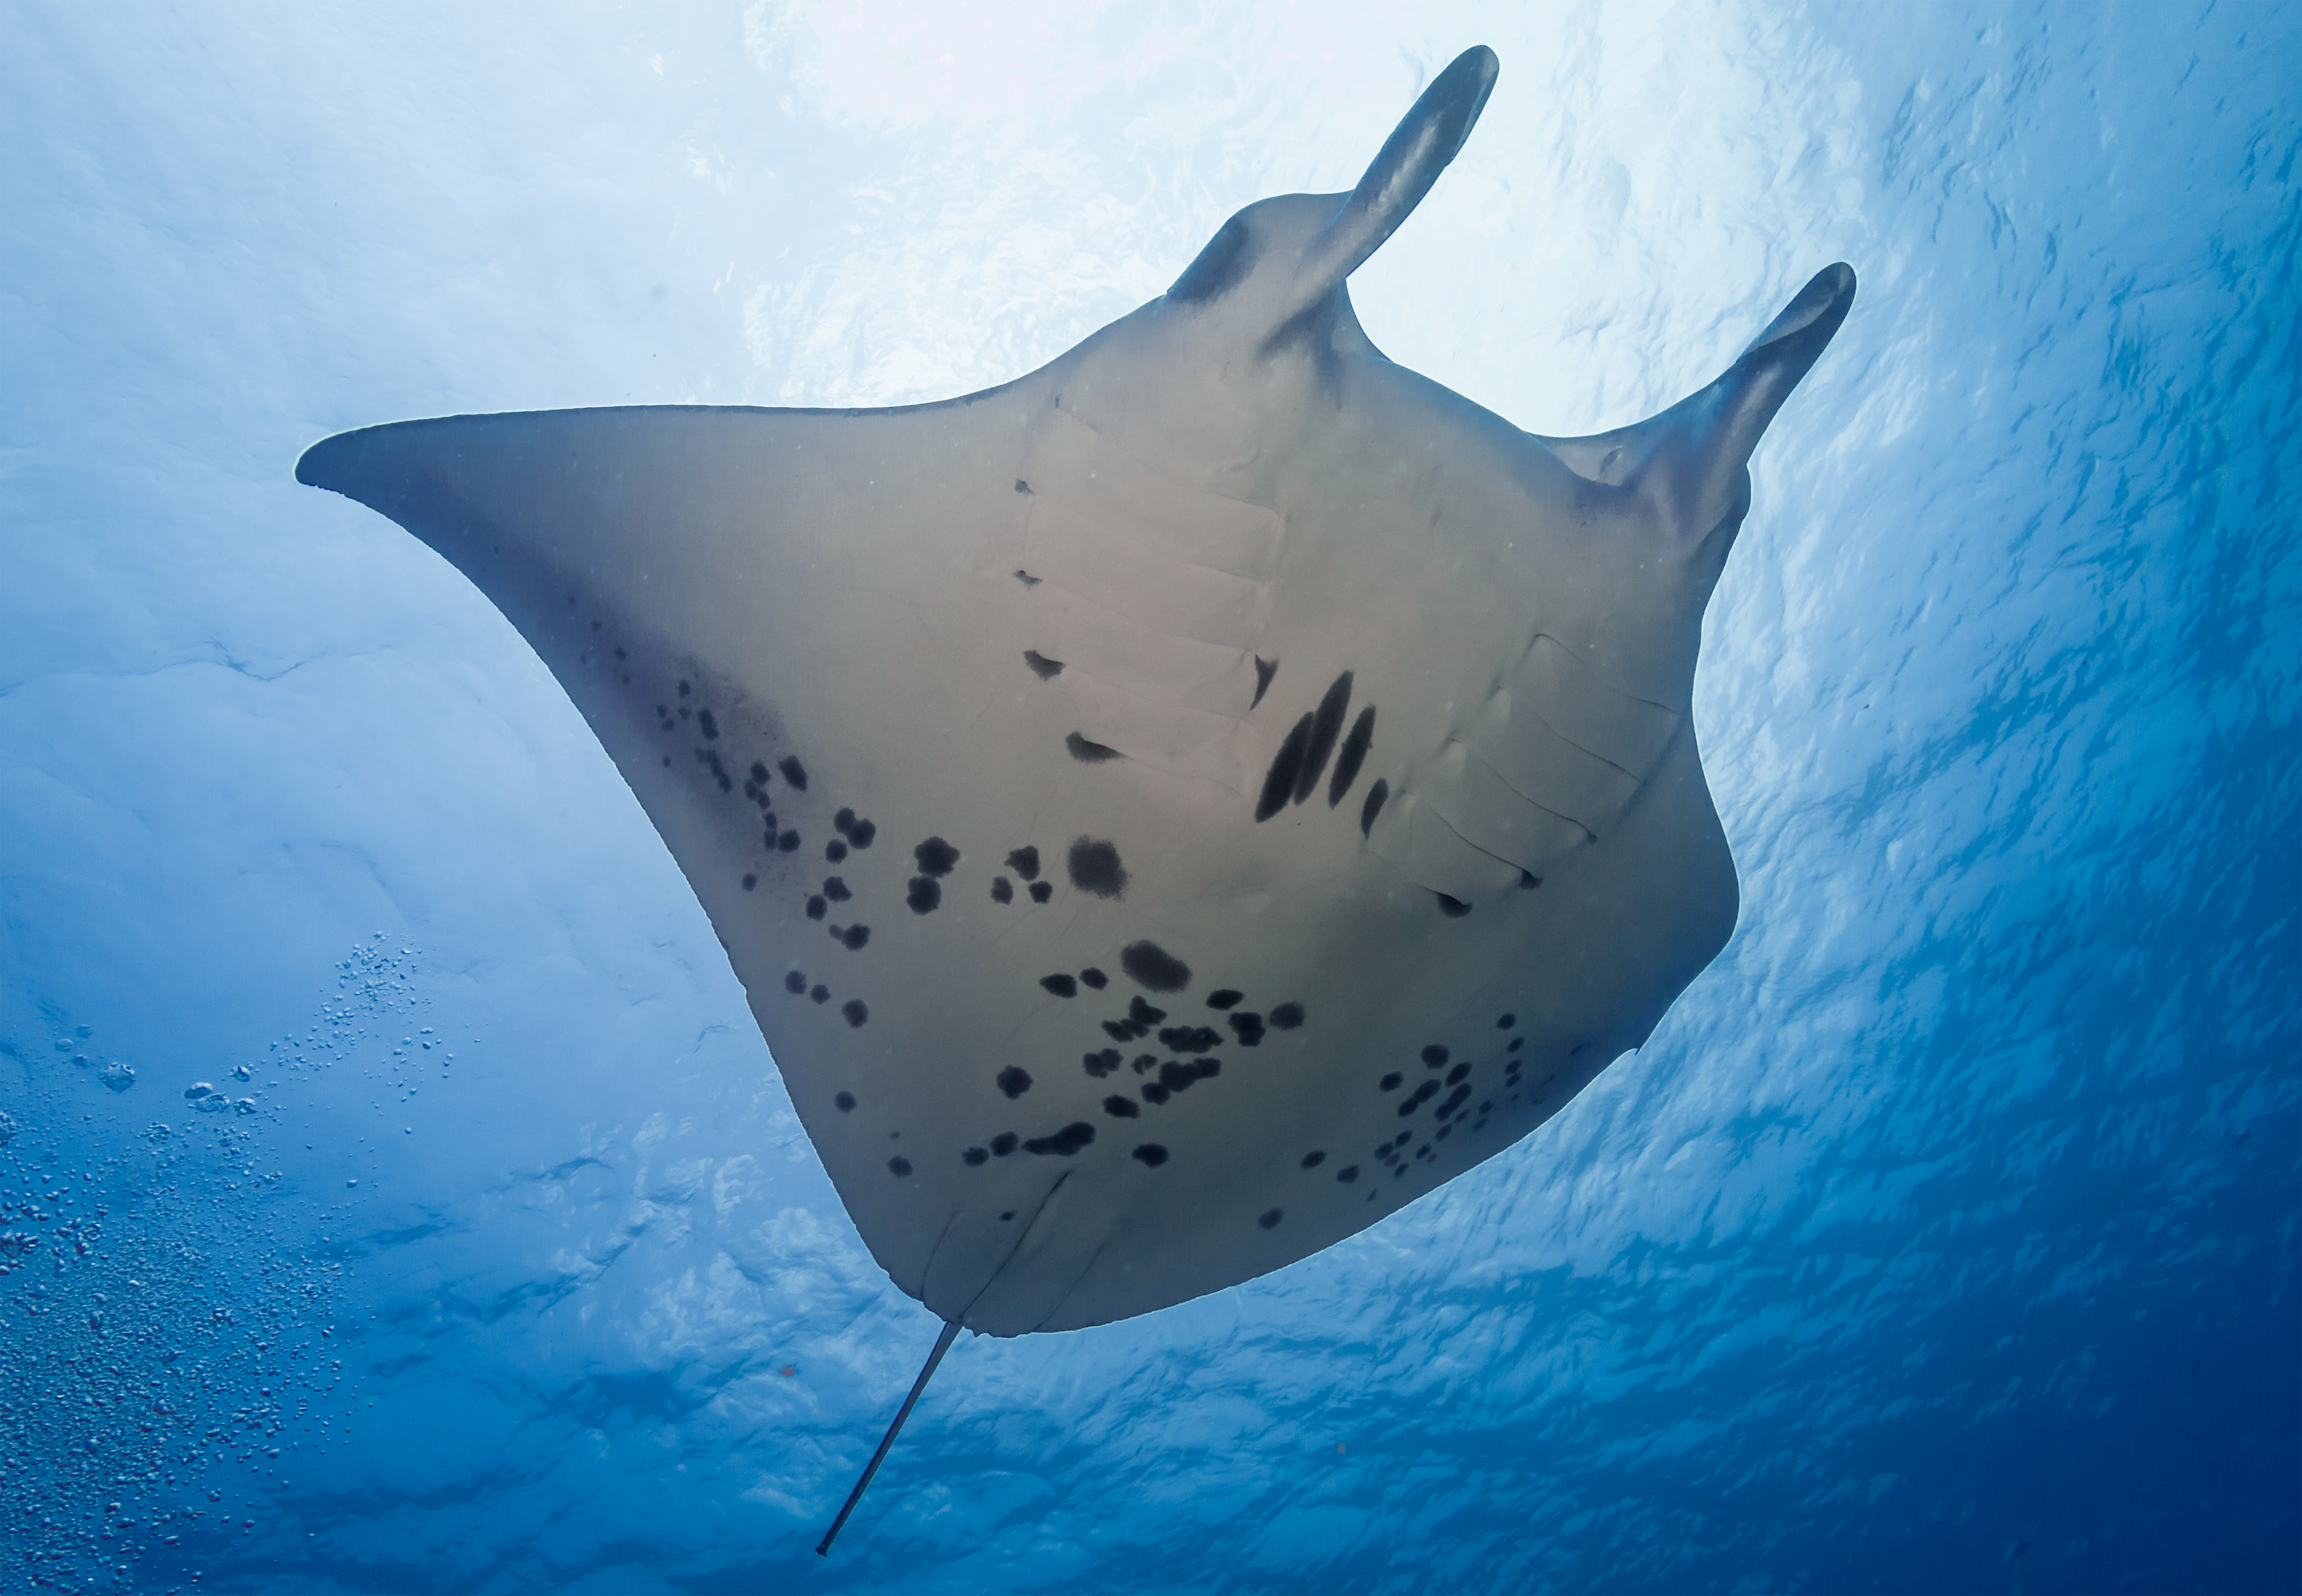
left=816, top=1318, right=964, bottom=1556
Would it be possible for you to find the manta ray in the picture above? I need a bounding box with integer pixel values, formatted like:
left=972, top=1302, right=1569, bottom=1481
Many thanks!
left=297, top=46, right=1853, bottom=1549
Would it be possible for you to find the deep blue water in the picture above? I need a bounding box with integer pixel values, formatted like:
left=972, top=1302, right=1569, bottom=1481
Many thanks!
left=1, top=3, right=2295, bottom=1592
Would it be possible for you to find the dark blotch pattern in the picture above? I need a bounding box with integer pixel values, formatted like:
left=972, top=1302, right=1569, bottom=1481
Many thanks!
left=1447, top=1063, right=1471, bottom=1085
left=1258, top=1209, right=1283, bottom=1230
left=1256, top=714, right=1313, bottom=822
left=1379, top=1073, right=1403, bottom=1091
left=835, top=1092, right=856, bottom=1112
left=963, top=1146, right=988, bottom=1167
left=1022, top=650, right=1064, bottom=680
left=889, top=1157, right=912, bottom=1178
left=1024, top=1122, right=1095, bottom=1157
left=1067, top=732, right=1122, bottom=763
left=1301, top=1151, right=1326, bottom=1169
left=913, top=837, right=959, bottom=877
left=1158, top=1025, right=1221, bottom=1053
left=810, top=984, right=829, bottom=1004
left=996, top=1066, right=1033, bottom=1100
left=741, top=874, right=757, bottom=891
left=1228, top=1011, right=1266, bottom=1047
left=824, top=878, right=851, bottom=902
left=1082, top=1049, right=1122, bottom=1078
left=1269, top=1002, right=1304, bottom=1030
left=1140, top=1083, right=1171, bottom=1106
left=778, top=831, right=802, bottom=853
left=1329, top=705, right=1376, bottom=806
left=841, top=999, right=868, bottom=1028
left=1520, top=870, right=1542, bottom=889
left=837, top=925, right=869, bottom=950
left=1120, top=940, right=1189, bottom=991
left=990, top=876, right=1014, bottom=903
left=778, top=756, right=807, bottom=790
left=1029, top=881, right=1053, bottom=903
left=784, top=971, right=806, bottom=995
left=990, top=1133, right=1019, bottom=1157
left=1436, top=892, right=1472, bottom=917
left=697, top=708, right=719, bottom=740
left=1128, top=996, right=1168, bottom=1027
left=806, top=896, right=827, bottom=921
left=1103, top=1095, right=1140, bottom=1119
left=1423, top=1045, right=1450, bottom=1067
left=1360, top=778, right=1389, bottom=837
left=1041, top=974, right=1079, bottom=998
left=1133, top=1144, right=1170, bottom=1168
left=826, top=839, right=849, bottom=863
left=1206, top=990, right=1243, bottom=1010
left=1079, top=968, right=1108, bottom=990
left=1006, top=846, right=1041, bottom=880
left=750, top=762, right=770, bottom=785
left=907, top=877, right=942, bottom=914
left=1293, top=671, right=1354, bottom=805
left=1337, top=1165, right=1360, bottom=1183
left=1252, top=656, right=1278, bottom=709
left=1069, top=837, right=1128, bottom=898
left=849, top=819, right=876, bottom=848
left=1498, top=1013, right=1517, bottom=1029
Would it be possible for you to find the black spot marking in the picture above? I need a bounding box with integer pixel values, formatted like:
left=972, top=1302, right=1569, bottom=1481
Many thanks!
left=1067, top=732, right=1122, bottom=763
left=1520, top=870, right=1542, bottom=889
left=1329, top=705, right=1375, bottom=806
left=1014, top=569, right=1041, bottom=587
left=849, top=819, right=876, bottom=848
left=1131, top=1054, right=1158, bottom=1076
left=1041, top=974, right=1079, bottom=998
left=1119, top=939, right=1188, bottom=991
left=698, top=708, right=720, bottom=740
left=1447, top=1063, right=1471, bottom=1085
left=1508, top=1037, right=1524, bottom=1053
left=1015, top=479, right=1032, bottom=494
left=990, top=1133, right=1018, bottom=1157
left=778, top=756, right=807, bottom=790
left=1337, top=1165, right=1360, bottom=1183
left=1379, top=1073, right=1403, bottom=1092
left=1140, top=1083, right=1171, bottom=1106
left=1132, top=1144, right=1169, bottom=1168
left=1104, top=1019, right=1144, bottom=1043
left=834, top=808, right=856, bottom=835
left=1103, top=1095, right=1140, bottom=1119
left=963, top=1146, right=988, bottom=1167
left=1251, top=655, right=1279, bottom=709
left=1269, top=1002, right=1304, bottom=1030
left=1301, top=1151, right=1326, bottom=1169
left=1024, top=1122, right=1095, bottom=1157
left=1158, top=1025, right=1221, bottom=1054
left=810, top=984, right=829, bottom=1004
left=819, top=877, right=849, bottom=902
left=914, top=837, right=959, bottom=877
left=1360, top=778, right=1389, bottom=837
left=1079, top=968, right=1107, bottom=990
left=1258, top=1209, right=1283, bottom=1230
left=835, top=1092, right=856, bottom=1112
left=888, top=1157, right=912, bottom=1178
left=842, top=999, right=868, bottom=1028
left=990, top=876, right=1014, bottom=903
left=1156, top=1060, right=1203, bottom=1094
left=1436, top=1085, right=1472, bottom=1120
left=663, top=756, right=671, bottom=767
left=1436, top=893, right=1472, bottom=917
left=1256, top=714, right=1313, bottom=821
left=1006, top=846, right=1041, bottom=881
left=785, top=971, right=806, bottom=995
left=826, top=840, right=849, bottom=863
left=837, top=925, right=870, bottom=950
left=1423, top=1045, right=1450, bottom=1067
left=1082, top=1049, right=1122, bottom=1079
left=1128, top=996, right=1169, bottom=1027
left=1168, top=211, right=1252, bottom=304
left=741, top=874, right=757, bottom=891
left=1293, top=671, right=1354, bottom=805
left=1000, top=1209, right=1016, bottom=1219
left=779, top=831, right=802, bottom=853
left=678, top=681, right=690, bottom=697
left=1206, top=990, right=1243, bottom=1010
left=1397, top=1080, right=1441, bottom=1117
left=1498, top=1013, right=1516, bottom=1029
left=1029, top=881, right=1053, bottom=903
left=1022, top=650, right=1064, bottom=680
left=907, top=877, right=942, bottom=914
left=1227, top=1011, right=1266, bottom=1047
left=996, top=1066, right=1033, bottom=1099
left=750, top=762, right=770, bottom=785
left=806, top=896, right=827, bottom=921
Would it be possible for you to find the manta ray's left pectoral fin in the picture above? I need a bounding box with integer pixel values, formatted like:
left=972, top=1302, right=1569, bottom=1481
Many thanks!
left=1545, top=262, right=1858, bottom=551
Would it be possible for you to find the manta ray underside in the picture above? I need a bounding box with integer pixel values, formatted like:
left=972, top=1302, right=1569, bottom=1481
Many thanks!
left=297, top=45, right=1853, bottom=1549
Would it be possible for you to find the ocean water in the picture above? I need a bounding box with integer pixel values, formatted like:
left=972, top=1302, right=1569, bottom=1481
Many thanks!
left=0, top=2, right=2294, bottom=1592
